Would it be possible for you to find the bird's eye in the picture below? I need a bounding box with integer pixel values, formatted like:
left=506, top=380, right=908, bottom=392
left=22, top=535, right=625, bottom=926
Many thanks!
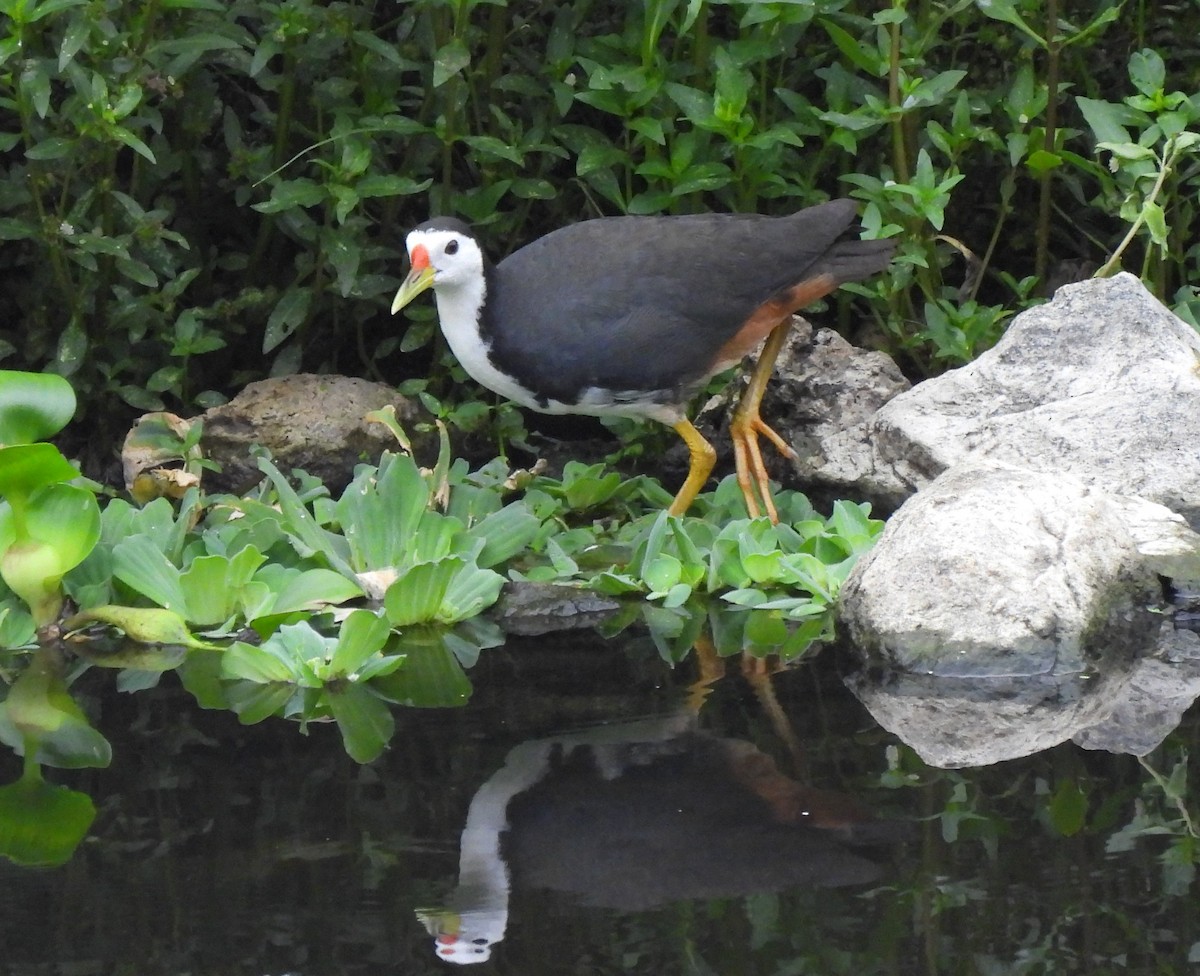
left=445, top=240, right=459, bottom=255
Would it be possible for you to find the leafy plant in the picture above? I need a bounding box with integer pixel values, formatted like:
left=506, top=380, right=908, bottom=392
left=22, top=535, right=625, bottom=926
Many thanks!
left=0, top=646, right=109, bottom=865
left=1075, top=49, right=1200, bottom=287
left=0, top=370, right=100, bottom=628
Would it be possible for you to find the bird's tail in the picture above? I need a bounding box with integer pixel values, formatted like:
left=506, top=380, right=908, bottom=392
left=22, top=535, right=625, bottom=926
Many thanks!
left=824, top=234, right=898, bottom=285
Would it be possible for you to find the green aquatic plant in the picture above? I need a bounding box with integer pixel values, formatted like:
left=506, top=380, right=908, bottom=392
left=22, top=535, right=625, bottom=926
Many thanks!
left=0, top=646, right=110, bottom=865
left=0, top=371, right=100, bottom=630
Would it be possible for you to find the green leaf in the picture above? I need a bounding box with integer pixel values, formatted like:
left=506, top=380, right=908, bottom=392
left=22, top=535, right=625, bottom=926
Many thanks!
left=65, top=605, right=213, bottom=649
left=0, top=772, right=95, bottom=866
left=338, top=451, right=432, bottom=571
left=439, top=564, right=504, bottom=623
left=328, top=609, right=391, bottom=676
left=107, top=124, right=156, bottom=164
left=1075, top=96, right=1141, bottom=145
left=466, top=502, right=542, bottom=569
left=818, top=18, right=884, bottom=75
left=254, top=566, right=363, bottom=618
left=370, top=631, right=472, bottom=707
left=383, top=558, right=461, bottom=626
left=1128, top=48, right=1165, bottom=97
left=0, top=371, right=76, bottom=445
left=111, top=535, right=188, bottom=613
left=263, top=285, right=312, bottom=353
left=1048, top=778, right=1088, bottom=837
left=326, top=683, right=394, bottom=763
left=642, top=553, right=683, bottom=593
left=433, top=38, right=471, bottom=87
left=974, top=0, right=1045, bottom=46
left=1143, top=200, right=1168, bottom=246
left=222, top=640, right=302, bottom=684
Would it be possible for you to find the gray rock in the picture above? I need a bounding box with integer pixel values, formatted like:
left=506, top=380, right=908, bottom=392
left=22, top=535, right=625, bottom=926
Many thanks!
left=756, top=318, right=912, bottom=507
left=849, top=624, right=1200, bottom=767
left=199, top=374, right=430, bottom=493
left=839, top=460, right=1200, bottom=676
left=846, top=667, right=1132, bottom=769
left=1071, top=625, right=1200, bottom=756
left=869, top=273, right=1200, bottom=526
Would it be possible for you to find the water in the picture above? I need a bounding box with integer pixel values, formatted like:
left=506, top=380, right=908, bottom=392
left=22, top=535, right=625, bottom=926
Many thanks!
left=2, top=625, right=1197, bottom=974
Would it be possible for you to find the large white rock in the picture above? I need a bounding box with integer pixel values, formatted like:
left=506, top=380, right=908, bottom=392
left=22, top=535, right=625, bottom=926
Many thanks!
left=838, top=460, right=1200, bottom=766
left=869, top=273, right=1200, bottom=527
left=839, top=461, right=1196, bottom=677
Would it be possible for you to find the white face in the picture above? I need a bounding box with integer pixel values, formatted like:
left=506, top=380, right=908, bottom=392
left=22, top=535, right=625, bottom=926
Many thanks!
left=406, top=227, right=484, bottom=290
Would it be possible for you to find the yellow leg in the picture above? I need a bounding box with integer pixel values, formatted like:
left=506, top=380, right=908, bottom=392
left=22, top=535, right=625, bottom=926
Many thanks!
left=667, top=418, right=716, bottom=517
left=729, top=321, right=798, bottom=523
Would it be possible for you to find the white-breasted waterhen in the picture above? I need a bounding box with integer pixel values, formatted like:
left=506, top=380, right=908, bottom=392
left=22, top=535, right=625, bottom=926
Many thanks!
left=391, top=199, right=894, bottom=521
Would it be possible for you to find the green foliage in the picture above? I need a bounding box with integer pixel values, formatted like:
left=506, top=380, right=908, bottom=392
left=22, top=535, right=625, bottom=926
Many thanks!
left=0, top=371, right=100, bottom=626
left=2, top=0, right=1199, bottom=462
left=1075, top=48, right=1200, bottom=286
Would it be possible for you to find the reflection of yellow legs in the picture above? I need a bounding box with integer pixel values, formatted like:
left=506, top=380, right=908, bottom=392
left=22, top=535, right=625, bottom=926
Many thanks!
left=741, top=655, right=806, bottom=774
left=667, top=418, right=717, bottom=517
left=730, top=322, right=799, bottom=524
left=684, top=635, right=726, bottom=715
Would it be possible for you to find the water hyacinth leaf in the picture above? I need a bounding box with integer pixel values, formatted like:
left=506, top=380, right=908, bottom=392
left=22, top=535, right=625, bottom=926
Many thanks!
left=20, top=483, right=100, bottom=572
left=64, top=606, right=214, bottom=649
left=328, top=609, right=392, bottom=677
left=111, top=535, right=188, bottom=614
left=466, top=502, right=541, bottom=569
left=326, top=682, right=394, bottom=763
left=255, top=566, right=363, bottom=618
left=0, top=652, right=112, bottom=768
left=439, top=564, right=504, bottom=623
left=0, top=371, right=76, bottom=445
left=71, top=641, right=189, bottom=672
left=0, top=444, right=80, bottom=498
left=0, top=771, right=95, bottom=867
left=338, top=451, right=429, bottom=571
left=255, top=456, right=355, bottom=579
left=371, top=631, right=472, bottom=708
left=223, top=680, right=298, bottom=724
left=383, top=558, right=461, bottom=627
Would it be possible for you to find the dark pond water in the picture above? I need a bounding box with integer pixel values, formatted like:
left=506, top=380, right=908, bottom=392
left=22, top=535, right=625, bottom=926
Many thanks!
left=2, top=624, right=1198, bottom=975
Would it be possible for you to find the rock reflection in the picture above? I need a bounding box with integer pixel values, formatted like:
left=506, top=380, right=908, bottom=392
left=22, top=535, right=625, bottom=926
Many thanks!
left=420, top=710, right=900, bottom=964
left=848, top=622, right=1200, bottom=767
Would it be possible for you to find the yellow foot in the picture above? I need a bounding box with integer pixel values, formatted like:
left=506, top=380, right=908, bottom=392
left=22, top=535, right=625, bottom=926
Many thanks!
left=730, top=410, right=797, bottom=522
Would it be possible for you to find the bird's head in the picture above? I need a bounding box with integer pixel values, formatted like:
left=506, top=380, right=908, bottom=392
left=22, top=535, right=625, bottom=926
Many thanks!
left=391, top=220, right=484, bottom=315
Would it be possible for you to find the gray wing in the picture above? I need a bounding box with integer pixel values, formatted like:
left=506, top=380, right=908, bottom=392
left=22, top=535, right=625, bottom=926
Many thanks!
left=483, top=201, right=872, bottom=400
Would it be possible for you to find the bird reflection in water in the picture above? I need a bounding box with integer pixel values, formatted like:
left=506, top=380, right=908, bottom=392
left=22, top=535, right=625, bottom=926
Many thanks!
left=418, top=649, right=906, bottom=965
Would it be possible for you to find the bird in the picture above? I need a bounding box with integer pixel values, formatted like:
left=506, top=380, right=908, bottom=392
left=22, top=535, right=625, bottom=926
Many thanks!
left=390, top=199, right=894, bottom=521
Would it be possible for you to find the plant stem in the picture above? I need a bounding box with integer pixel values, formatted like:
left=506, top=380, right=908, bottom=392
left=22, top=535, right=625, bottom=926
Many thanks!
left=887, top=13, right=909, bottom=185
left=1034, top=0, right=1059, bottom=286
left=1095, top=138, right=1177, bottom=279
